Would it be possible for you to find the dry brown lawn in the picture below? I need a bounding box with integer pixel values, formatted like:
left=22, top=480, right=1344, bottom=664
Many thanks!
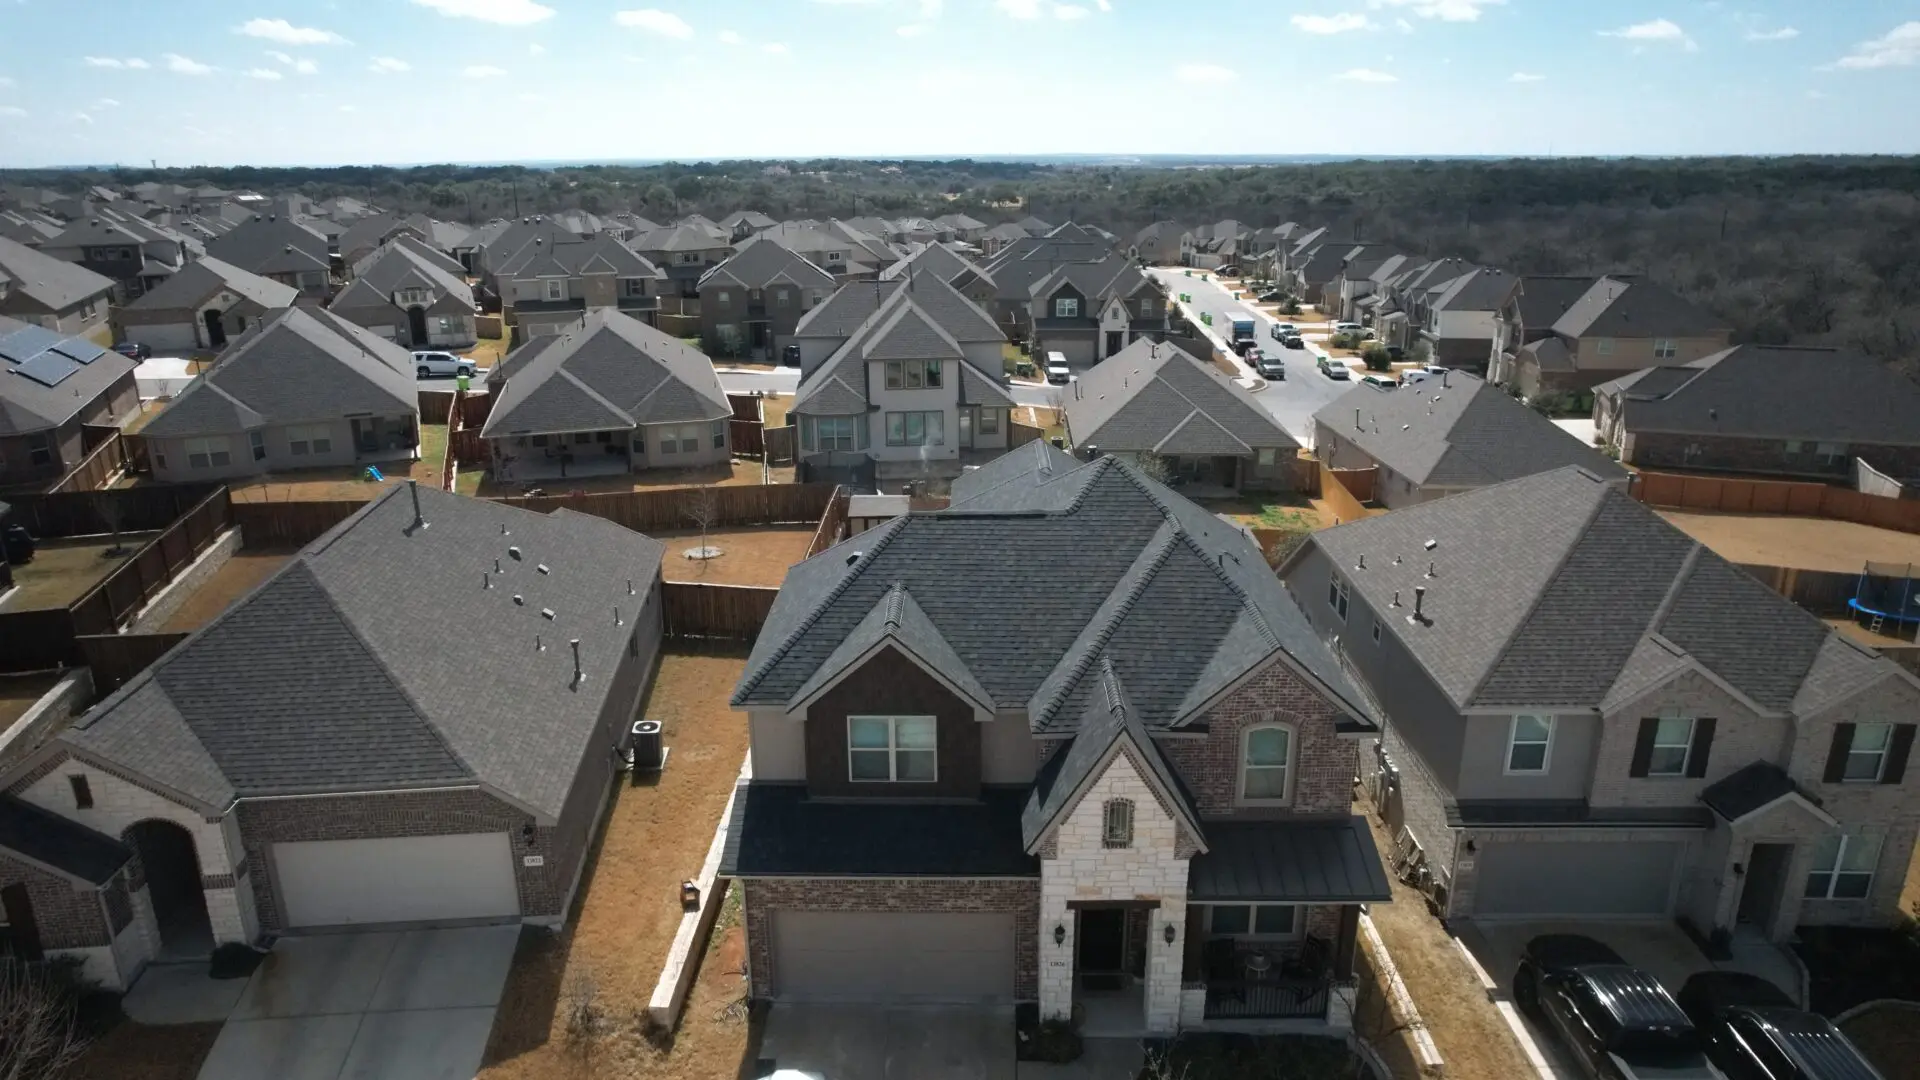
left=0, top=671, right=64, bottom=730
left=62, top=1020, right=224, bottom=1080
left=476, top=649, right=756, bottom=1080
left=5, top=533, right=157, bottom=611
left=475, top=460, right=794, bottom=499
left=1658, top=510, right=1920, bottom=574
left=224, top=425, right=448, bottom=504
left=463, top=336, right=512, bottom=370
left=158, top=548, right=298, bottom=632
left=656, top=527, right=812, bottom=587
left=760, top=395, right=791, bottom=431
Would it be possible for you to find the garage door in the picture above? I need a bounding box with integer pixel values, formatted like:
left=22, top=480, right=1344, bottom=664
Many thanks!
left=272, top=833, right=520, bottom=929
left=127, top=323, right=199, bottom=353
left=773, top=911, right=1015, bottom=1003
left=1472, top=841, right=1681, bottom=917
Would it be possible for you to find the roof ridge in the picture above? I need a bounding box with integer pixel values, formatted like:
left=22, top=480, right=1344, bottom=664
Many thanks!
left=1032, top=521, right=1180, bottom=725
left=734, top=514, right=913, bottom=700
left=1171, top=525, right=1283, bottom=652
left=556, top=363, right=638, bottom=427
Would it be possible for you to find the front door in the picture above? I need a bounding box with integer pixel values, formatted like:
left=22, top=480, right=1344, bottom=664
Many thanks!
left=407, top=306, right=430, bottom=347
left=1077, top=908, right=1126, bottom=974
left=1105, top=330, right=1124, bottom=357
left=1737, top=843, right=1792, bottom=932
left=0, top=883, right=42, bottom=962
left=959, top=409, right=974, bottom=449
left=203, top=308, right=227, bottom=348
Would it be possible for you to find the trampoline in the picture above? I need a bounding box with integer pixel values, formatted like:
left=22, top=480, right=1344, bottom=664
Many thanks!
left=1848, top=561, right=1920, bottom=640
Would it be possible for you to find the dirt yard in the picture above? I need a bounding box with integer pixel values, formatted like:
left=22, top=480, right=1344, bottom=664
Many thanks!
left=476, top=649, right=755, bottom=1080
left=158, top=548, right=298, bottom=632
left=475, top=460, right=795, bottom=499
left=0, top=671, right=64, bottom=734
left=64, top=1019, right=224, bottom=1080
left=5, top=533, right=157, bottom=611
left=655, top=527, right=812, bottom=587
left=223, top=424, right=448, bottom=504
left=1658, top=510, right=1920, bottom=574
left=1839, top=1002, right=1920, bottom=1080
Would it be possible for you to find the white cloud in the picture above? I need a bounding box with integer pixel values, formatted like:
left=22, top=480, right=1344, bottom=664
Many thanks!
left=1395, top=17, right=1413, bottom=32
left=1832, top=22, right=1920, bottom=69
left=1096, top=0, right=1111, bottom=8
left=73, top=112, right=92, bottom=124
left=1744, top=26, right=1798, bottom=42
left=718, top=29, right=742, bottom=44
left=0, top=106, right=26, bottom=118
left=995, top=0, right=1044, bottom=17
left=83, top=56, right=142, bottom=68
left=338, top=104, right=357, bottom=112
left=1336, top=67, right=1397, bottom=81
left=463, top=64, right=507, bottom=77
left=369, top=56, right=411, bottom=72
left=1600, top=18, right=1697, bottom=50
left=614, top=9, right=694, bottom=37
left=1054, top=3, right=1089, bottom=18
left=126, top=58, right=150, bottom=69
left=265, top=49, right=294, bottom=64
left=293, top=58, right=318, bottom=73
left=1366, top=0, right=1501, bottom=22
left=528, top=42, right=546, bottom=54
left=92, top=97, right=120, bottom=108
left=164, top=53, right=215, bottom=75
left=1509, top=71, right=1544, bottom=82
left=1176, top=63, right=1237, bottom=83
left=236, top=18, right=348, bottom=45
left=1292, top=12, right=1369, bottom=34
left=410, top=0, right=555, bottom=25
left=897, top=23, right=928, bottom=35
left=245, top=67, right=283, bottom=79
left=762, top=41, right=789, bottom=53
left=921, top=0, right=943, bottom=15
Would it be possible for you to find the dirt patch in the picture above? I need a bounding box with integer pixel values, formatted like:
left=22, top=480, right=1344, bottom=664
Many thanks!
left=476, top=460, right=794, bottom=499
left=5, top=533, right=157, bottom=611
left=63, top=1020, right=224, bottom=1080
left=0, top=671, right=64, bottom=728
left=223, top=424, right=447, bottom=504
left=1658, top=510, right=1920, bottom=574
left=158, top=548, right=298, bottom=632
left=476, top=649, right=754, bottom=1080
left=759, top=395, right=791, bottom=431
left=1196, top=495, right=1328, bottom=532
left=1840, top=1002, right=1920, bottom=1079
left=655, top=527, right=812, bottom=587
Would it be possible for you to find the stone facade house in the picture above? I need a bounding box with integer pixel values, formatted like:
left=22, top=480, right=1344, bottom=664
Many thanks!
left=696, top=236, right=837, bottom=362
left=1027, top=256, right=1170, bottom=368
left=1280, top=465, right=1920, bottom=945
left=0, top=485, right=664, bottom=990
left=117, top=256, right=298, bottom=353
left=0, top=313, right=138, bottom=490
left=725, top=454, right=1390, bottom=1035
left=1487, top=275, right=1732, bottom=401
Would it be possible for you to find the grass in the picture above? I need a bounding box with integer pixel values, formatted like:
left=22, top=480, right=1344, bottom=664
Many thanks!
left=760, top=395, right=790, bottom=431
left=1001, top=341, right=1035, bottom=379
left=475, top=460, right=793, bottom=498
left=222, top=424, right=448, bottom=503
left=1794, top=924, right=1920, bottom=1015
left=1012, top=405, right=1065, bottom=446
left=462, top=336, right=511, bottom=370
left=62, top=1020, right=225, bottom=1080
left=158, top=548, right=298, bottom=633
left=4, top=533, right=157, bottom=611
left=1199, top=496, right=1327, bottom=532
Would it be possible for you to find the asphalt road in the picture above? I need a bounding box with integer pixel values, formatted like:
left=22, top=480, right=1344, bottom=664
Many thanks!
left=1148, top=267, right=1357, bottom=448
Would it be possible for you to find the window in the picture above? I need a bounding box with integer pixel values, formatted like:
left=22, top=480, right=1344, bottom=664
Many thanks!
left=185, top=436, right=230, bottom=469
left=1207, top=904, right=1299, bottom=939
left=774, top=288, right=790, bottom=308
left=249, top=431, right=266, bottom=461
left=1653, top=339, right=1678, bottom=360
left=573, top=432, right=593, bottom=445
left=679, top=252, right=700, bottom=265
left=1806, top=833, right=1881, bottom=900
left=1141, top=299, right=1156, bottom=315
left=621, top=277, right=648, bottom=298
left=1327, top=574, right=1349, bottom=621
left=810, top=289, right=825, bottom=307
left=1648, top=716, right=1695, bottom=777
left=978, top=408, right=999, bottom=434
left=656, top=424, right=701, bottom=454
left=847, top=716, right=936, bottom=782
left=1844, top=722, right=1893, bottom=782
left=1784, top=439, right=1805, bottom=455
left=1241, top=725, right=1291, bottom=802
left=530, top=434, right=550, bottom=448
left=826, top=251, right=844, bottom=264
left=717, top=290, right=731, bottom=304
left=543, top=280, right=564, bottom=301
left=749, top=288, right=762, bottom=302
left=1054, top=297, right=1080, bottom=319
left=711, top=420, right=726, bottom=449
left=1506, top=714, right=1553, bottom=774
left=287, top=424, right=332, bottom=455
left=886, top=411, right=945, bottom=447
left=1594, top=337, right=1615, bottom=355
left=884, top=359, right=942, bottom=390
left=1102, top=799, right=1134, bottom=849
left=25, top=432, right=52, bottom=466
left=1371, top=618, right=1382, bottom=644
left=69, top=775, right=92, bottom=810
left=1816, top=441, right=1849, bottom=466
left=809, top=416, right=860, bottom=452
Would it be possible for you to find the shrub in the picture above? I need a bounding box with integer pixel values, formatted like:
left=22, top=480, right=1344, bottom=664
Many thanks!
left=1282, top=298, right=1302, bottom=316
left=1139, top=1034, right=1360, bottom=1080
left=209, top=943, right=265, bottom=981
left=1409, top=340, right=1432, bottom=365
left=1014, top=1004, right=1084, bottom=1062
left=1361, top=344, right=1393, bottom=372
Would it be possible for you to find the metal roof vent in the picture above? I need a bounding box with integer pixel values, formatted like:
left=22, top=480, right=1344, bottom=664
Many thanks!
left=513, top=594, right=525, bottom=605
left=541, top=608, right=556, bottom=621
left=846, top=550, right=863, bottom=566
left=508, top=545, right=523, bottom=560
left=537, top=564, right=550, bottom=575
left=1423, top=538, right=1438, bottom=551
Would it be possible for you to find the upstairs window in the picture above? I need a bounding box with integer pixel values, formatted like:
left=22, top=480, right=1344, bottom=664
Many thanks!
left=884, top=359, right=943, bottom=390
left=543, top=280, right=564, bottom=301
left=1240, top=725, right=1292, bottom=802
left=1653, top=338, right=1678, bottom=360
left=1102, top=799, right=1134, bottom=849
left=1506, top=714, right=1553, bottom=774
left=1055, top=297, right=1080, bottom=319
left=1844, top=722, right=1893, bottom=782
left=1327, top=574, right=1349, bottom=622
left=848, top=715, right=936, bottom=782
left=1648, top=716, right=1695, bottom=777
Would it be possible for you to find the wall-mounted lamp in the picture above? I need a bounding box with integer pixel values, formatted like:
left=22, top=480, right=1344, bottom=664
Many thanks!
left=1053, top=924, right=1067, bottom=947
left=521, top=823, right=537, bottom=844
left=1163, top=923, right=1178, bottom=947
left=1732, top=863, right=1746, bottom=878
left=1464, top=839, right=1477, bottom=854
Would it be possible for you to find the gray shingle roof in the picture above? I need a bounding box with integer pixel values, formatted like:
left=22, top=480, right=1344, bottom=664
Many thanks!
left=1552, top=277, right=1727, bottom=339
left=1428, top=267, right=1519, bottom=314
left=879, top=242, right=986, bottom=286
left=498, top=234, right=661, bottom=280
left=333, top=242, right=474, bottom=315
left=62, top=485, right=666, bottom=818
left=1313, top=372, right=1626, bottom=489
left=0, top=234, right=115, bottom=310
left=124, top=255, right=297, bottom=313
left=948, top=439, right=1081, bottom=504
left=1514, top=275, right=1605, bottom=331
left=0, top=314, right=138, bottom=436
left=1065, top=339, right=1297, bottom=456
left=0, top=795, right=131, bottom=886
left=697, top=236, right=835, bottom=293
left=142, top=307, right=417, bottom=439
left=481, top=308, right=730, bottom=437
left=1601, top=345, right=1920, bottom=446
left=203, top=216, right=330, bottom=276
left=794, top=275, right=1000, bottom=345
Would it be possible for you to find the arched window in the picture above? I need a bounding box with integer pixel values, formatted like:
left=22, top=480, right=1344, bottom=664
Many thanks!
left=1240, top=723, right=1293, bottom=804
left=1102, top=799, right=1134, bottom=849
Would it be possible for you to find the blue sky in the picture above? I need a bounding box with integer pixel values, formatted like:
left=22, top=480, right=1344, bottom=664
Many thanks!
left=0, top=0, right=1916, bottom=167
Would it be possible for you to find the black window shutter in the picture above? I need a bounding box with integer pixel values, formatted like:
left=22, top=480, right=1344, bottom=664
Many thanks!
left=1823, top=723, right=1856, bottom=784
left=1882, top=724, right=1915, bottom=785
left=1686, top=718, right=1717, bottom=779
left=1629, top=719, right=1658, bottom=778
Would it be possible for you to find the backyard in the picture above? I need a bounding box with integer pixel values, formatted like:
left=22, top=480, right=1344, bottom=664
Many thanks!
left=220, top=423, right=449, bottom=503
left=157, top=548, right=298, bottom=633
left=2, top=532, right=156, bottom=611
left=1657, top=509, right=1920, bottom=574
left=471, top=460, right=795, bottom=499
left=655, top=527, right=812, bottom=588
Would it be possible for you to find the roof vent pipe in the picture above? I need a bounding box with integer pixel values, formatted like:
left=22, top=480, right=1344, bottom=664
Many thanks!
left=1391, top=590, right=1401, bottom=607
left=1357, top=554, right=1366, bottom=570
left=1413, top=586, right=1427, bottom=622
left=1355, top=408, right=1362, bottom=429
left=1426, top=561, right=1436, bottom=578
left=483, top=571, right=491, bottom=589
left=570, top=639, right=582, bottom=681
left=408, top=479, right=425, bottom=529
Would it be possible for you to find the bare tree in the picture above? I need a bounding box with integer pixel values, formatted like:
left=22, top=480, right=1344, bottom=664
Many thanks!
left=88, top=491, right=127, bottom=557
left=681, top=483, right=721, bottom=566
left=1127, top=452, right=1172, bottom=483
left=0, top=962, right=89, bottom=1080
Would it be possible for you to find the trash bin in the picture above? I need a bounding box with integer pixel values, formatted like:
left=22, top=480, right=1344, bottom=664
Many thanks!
left=456, top=373, right=470, bottom=392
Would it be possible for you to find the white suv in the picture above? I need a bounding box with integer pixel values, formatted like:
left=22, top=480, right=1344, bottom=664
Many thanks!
left=412, top=351, right=475, bottom=378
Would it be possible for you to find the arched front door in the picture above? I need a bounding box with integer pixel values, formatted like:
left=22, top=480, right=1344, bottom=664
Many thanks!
left=203, top=308, right=227, bottom=349
left=407, top=305, right=430, bottom=347
left=124, top=820, right=214, bottom=958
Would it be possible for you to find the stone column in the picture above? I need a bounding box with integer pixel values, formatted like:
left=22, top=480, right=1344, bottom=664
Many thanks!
left=1038, top=862, right=1075, bottom=1022
left=1144, top=898, right=1187, bottom=1033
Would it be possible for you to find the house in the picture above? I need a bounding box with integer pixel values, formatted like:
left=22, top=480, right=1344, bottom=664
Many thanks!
left=1028, top=256, right=1170, bottom=366
left=1487, top=275, right=1732, bottom=400
left=202, top=215, right=332, bottom=300
left=1015, top=215, right=1054, bottom=236
left=1360, top=258, right=1477, bottom=354
left=719, top=210, right=778, bottom=242
left=494, top=235, right=666, bottom=339
left=1313, top=371, right=1627, bottom=508
left=958, top=232, right=1110, bottom=340
left=0, top=314, right=139, bottom=489
left=1594, top=345, right=1920, bottom=482
left=1130, top=221, right=1186, bottom=266
left=0, top=483, right=665, bottom=989
left=630, top=221, right=736, bottom=307
left=1413, top=267, right=1520, bottom=372
left=696, top=236, right=837, bottom=361
left=328, top=240, right=477, bottom=349
left=336, top=213, right=472, bottom=270
left=39, top=211, right=201, bottom=302
left=0, top=236, right=116, bottom=343
left=1280, top=464, right=1920, bottom=944
left=932, top=213, right=988, bottom=243
left=724, top=453, right=1390, bottom=1032
left=0, top=208, right=63, bottom=249
left=789, top=278, right=1014, bottom=486
left=979, top=222, right=1029, bottom=258
left=138, top=307, right=420, bottom=483
left=1063, top=338, right=1300, bottom=492
left=117, top=256, right=300, bottom=353
left=753, top=221, right=896, bottom=281
left=878, top=243, right=987, bottom=288
left=1330, top=250, right=1409, bottom=322
left=480, top=308, right=732, bottom=482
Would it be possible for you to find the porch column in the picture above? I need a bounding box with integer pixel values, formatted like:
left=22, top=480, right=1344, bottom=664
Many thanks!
left=1144, top=897, right=1188, bottom=1032
left=1038, top=869, right=1074, bottom=1022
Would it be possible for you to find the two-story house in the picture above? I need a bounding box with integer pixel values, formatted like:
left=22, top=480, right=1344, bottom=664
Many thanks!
left=40, top=211, right=201, bottom=302
left=1028, top=257, right=1170, bottom=367
left=724, top=451, right=1391, bottom=1034
left=1413, top=267, right=1519, bottom=372
left=0, top=313, right=139, bottom=490
left=1330, top=250, right=1409, bottom=323
left=961, top=229, right=1113, bottom=342
left=202, top=215, right=333, bottom=301
left=117, top=256, right=299, bottom=353
left=631, top=221, right=737, bottom=311
left=0, top=235, right=116, bottom=343
left=1487, top=275, right=1733, bottom=401
left=1594, top=345, right=1920, bottom=483
left=933, top=213, right=989, bottom=244
left=1130, top=221, right=1187, bottom=267
left=494, top=235, right=666, bottom=339
left=328, top=239, right=478, bottom=349
left=1281, top=465, right=1920, bottom=945
left=696, top=236, right=837, bottom=361
left=719, top=210, right=778, bottom=243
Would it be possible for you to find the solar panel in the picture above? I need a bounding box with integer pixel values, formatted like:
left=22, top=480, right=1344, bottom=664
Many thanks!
left=13, top=350, right=81, bottom=387
left=51, top=338, right=107, bottom=364
left=0, top=325, right=65, bottom=364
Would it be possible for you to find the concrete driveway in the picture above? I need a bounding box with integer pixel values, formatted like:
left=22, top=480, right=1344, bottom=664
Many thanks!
left=761, top=1004, right=1017, bottom=1080
left=196, top=924, right=519, bottom=1080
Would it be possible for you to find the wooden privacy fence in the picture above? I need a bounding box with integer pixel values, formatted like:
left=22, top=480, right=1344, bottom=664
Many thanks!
left=493, top=481, right=837, bottom=534
left=230, top=499, right=365, bottom=548
left=1318, top=463, right=1375, bottom=525
left=1741, top=564, right=1860, bottom=614
left=661, top=582, right=778, bottom=641
left=43, top=429, right=132, bottom=494
left=765, top=425, right=796, bottom=467
left=730, top=420, right=766, bottom=459
left=418, top=391, right=454, bottom=425
left=1632, top=470, right=1920, bottom=535
left=806, top=486, right=850, bottom=557
left=1008, top=423, right=1045, bottom=449
left=4, top=484, right=221, bottom=538
left=67, top=486, right=233, bottom=636
left=0, top=609, right=87, bottom=674
left=78, top=633, right=188, bottom=696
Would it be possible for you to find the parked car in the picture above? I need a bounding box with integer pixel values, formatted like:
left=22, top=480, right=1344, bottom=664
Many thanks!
left=411, top=350, right=475, bottom=379
left=1233, top=339, right=1259, bottom=358
left=1386, top=345, right=1406, bottom=362
left=111, top=341, right=151, bottom=360
left=1401, top=365, right=1451, bottom=386
left=1257, top=352, right=1285, bottom=380
left=1280, top=333, right=1305, bottom=350
left=1333, top=321, right=1363, bottom=333
left=1269, top=322, right=1298, bottom=340
left=1678, top=972, right=1880, bottom=1080
left=1360, top=374, right=1397, bottom=391
left=1257, top=290, right=1286, bottom=302
left=781, top=344, right=802, bottom=367
left=1317, top=356, right=1350, bottom=379
left=1515, top=935, right=1722, bottom=1080
left=1045, top=351, right=1072, bottom=385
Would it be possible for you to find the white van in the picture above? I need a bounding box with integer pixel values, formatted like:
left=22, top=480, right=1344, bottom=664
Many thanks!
left=1045, top=351, right=1072, bottom=385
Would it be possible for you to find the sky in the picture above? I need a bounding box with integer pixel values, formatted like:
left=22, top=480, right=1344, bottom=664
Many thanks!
left=0, top=0, right=1916, bottom=167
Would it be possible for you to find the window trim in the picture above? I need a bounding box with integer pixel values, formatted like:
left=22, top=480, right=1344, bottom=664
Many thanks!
left=1805, top=833, right=1881, bottom=901
left=1205, top=903, right=1301, bottom=941
left=1102, top=799, right=1134, bottom=849
left=1647, top=714, right=1695, bottom=778
left=69, top=774, right=93, bottom=810
left=1238, top=722, right=1293, bottom=805
left=1055, top=296, right=1080, bottom=319
left=1505, top=714, right=1554, bottom=775
left=1327, top=574, right=1350, bottom=622
left=846, top=715, right=938, bottom=783
left=1843, top=722, right=1893, bottom=783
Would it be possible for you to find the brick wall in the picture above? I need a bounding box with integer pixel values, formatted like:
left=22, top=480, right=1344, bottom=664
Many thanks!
left=1381, top=724, right=1457, bottom=881
left=1590, top=671, right=1785, bottom=809
left=740, top=876, right=1040, bottom=999
left=0, top=854, right=109, bottom=950
left=1156, top=656, right=1356, bottom=817
left=1788, top=675, right=1920, bottom=932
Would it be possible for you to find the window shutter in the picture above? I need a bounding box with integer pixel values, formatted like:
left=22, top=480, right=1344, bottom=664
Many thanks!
left=1685, top=718, right=1716, bottom=779
left=1823, top=723, right=1856, bottom=784
left=1629, top=718, right=1658, bottom=778
left=1882, top=724, right=1915, bottom=786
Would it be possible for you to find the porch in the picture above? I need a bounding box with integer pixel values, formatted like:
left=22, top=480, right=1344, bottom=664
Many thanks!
left=488, top=429, right=635, bottom=483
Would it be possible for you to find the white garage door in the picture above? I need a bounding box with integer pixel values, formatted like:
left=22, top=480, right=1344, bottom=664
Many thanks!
left=272, top=833, right=520, bottom=929
left=1473, top=841, right=1682, bottom=918
left=774, top=911, right=1015, bottom=1003
left=126, top=323, right=199, bottom=352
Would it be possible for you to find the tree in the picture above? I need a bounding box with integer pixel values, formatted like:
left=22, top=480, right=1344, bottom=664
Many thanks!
left=681, top=483, right=721, bottom=566
left=0, top=962, right=89, bottom=1080
left=1282, top=297, right=1302, bottom=317
left=89, top=491, right=128, bottom=556
left=1361, top=343, right=1393, bottom=372
left=1127, top=452, right=1172, bottom=483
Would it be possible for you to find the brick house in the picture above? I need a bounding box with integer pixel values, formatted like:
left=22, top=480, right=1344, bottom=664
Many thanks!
left=1593, top=345, right=1920, bottom=483
left=724, top=453, right=1391, bottom=1035
left=0, top=485, right=664, bottom=990
left=696, top=235, right=837, bottom=362
left=1279, top=466, right=1920, bottom=946
left=1486, top=275, right=1732, bottom=401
